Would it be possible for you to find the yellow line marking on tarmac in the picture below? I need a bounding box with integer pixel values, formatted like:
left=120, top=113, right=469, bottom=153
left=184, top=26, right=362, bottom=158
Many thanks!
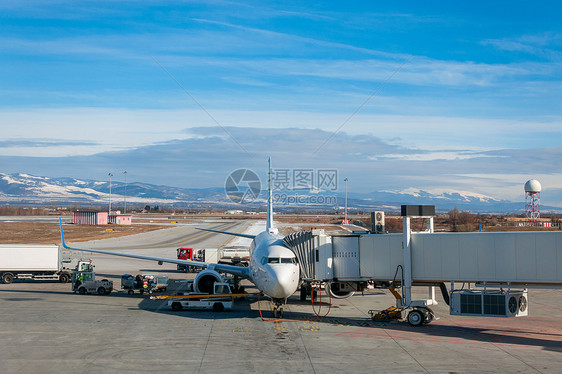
left=151, top=293, right=252, bottom=300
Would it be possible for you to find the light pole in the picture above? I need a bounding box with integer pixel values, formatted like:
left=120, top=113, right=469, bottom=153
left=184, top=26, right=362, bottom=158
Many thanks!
left=108, top=172, right=113, bottom=214
left=123, top=171, right=127, bottom=214
left=344, top=178, right=348, bottom=224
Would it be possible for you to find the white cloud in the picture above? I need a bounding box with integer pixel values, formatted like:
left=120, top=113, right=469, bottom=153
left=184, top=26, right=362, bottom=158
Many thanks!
left=2, top=107, right=562, bottom=157
left=1, top=125, right=561, bottom=206
left=369, top=151, right=497, bottom=162
left=482, top=33, right=562, bottom=60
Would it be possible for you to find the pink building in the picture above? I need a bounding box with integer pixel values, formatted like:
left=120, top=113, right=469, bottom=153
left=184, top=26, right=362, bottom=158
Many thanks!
left=74, top=211, right=108, bottom=225
left=109, top=214, right=132, bottom=225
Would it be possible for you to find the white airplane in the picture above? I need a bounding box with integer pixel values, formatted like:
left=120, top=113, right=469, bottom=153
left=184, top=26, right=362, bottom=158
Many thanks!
left=60, top=158, right=300, bottom=317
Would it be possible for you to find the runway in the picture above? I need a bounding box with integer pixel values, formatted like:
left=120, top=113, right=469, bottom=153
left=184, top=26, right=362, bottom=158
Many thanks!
left=0, top=222, right=560, bottom=373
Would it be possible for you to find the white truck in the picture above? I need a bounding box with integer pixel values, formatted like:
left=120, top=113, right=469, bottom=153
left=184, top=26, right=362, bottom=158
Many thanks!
left=0, top=244, right=80, bottom=284
left=218, top=246, right=250, bottom=266
left=167, top=282, right=234, bottom=312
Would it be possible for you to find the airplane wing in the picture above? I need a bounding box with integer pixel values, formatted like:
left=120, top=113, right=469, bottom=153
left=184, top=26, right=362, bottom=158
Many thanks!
left=59, top=219, right=250, bottom=278
left=196, top=228, right=255, bottom=239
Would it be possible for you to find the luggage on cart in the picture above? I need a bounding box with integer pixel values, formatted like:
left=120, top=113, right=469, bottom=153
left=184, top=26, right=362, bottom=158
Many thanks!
left=121, top=273, right=168, bottom=295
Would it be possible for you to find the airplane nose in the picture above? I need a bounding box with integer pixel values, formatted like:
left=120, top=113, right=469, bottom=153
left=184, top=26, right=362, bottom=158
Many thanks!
left=269, top=266, right=298, bottom=299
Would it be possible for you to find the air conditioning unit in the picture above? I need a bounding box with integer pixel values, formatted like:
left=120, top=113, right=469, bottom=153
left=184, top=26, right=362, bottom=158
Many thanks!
left=373, top=211, right=385, bottom=233
left=450, top=289, right=528, bottom=317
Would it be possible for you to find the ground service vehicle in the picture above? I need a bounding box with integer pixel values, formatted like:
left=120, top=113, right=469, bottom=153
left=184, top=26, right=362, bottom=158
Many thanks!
left=177, top=248, right=217, bottom=272
left=72, top=270, right=113, bottom=295
left=168, top=282, right=234, bottom=312
left=0, top=244, right=81, bottom=284
left=176, top=248, right=195, bottom=272
left=218, top=246, right=250, bottom=266
left=121, top=273, right=169, bottom=295
left=177, top=247, right=247, bottom=272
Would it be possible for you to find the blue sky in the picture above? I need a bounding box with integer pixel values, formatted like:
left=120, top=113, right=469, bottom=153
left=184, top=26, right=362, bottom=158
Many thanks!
left=1, top=1, right=562, bottom=205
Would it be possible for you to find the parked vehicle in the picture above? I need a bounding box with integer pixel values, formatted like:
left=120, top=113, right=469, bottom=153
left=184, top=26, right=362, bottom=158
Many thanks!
left=168, top=282, right=234, bottom=312
left=176, top=246, right=248, bottom=273
left=121, top=273, right=169, bottom=295
left=0, top=244, right=85, bottom=284
left=218, top=246, right=250, bottom=266
left=176, top=248, right=196, bottom=272
left=72, top=270, right=113, bottom=295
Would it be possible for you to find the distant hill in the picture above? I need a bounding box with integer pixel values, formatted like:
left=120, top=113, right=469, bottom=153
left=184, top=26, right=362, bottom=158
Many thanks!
left=0, top=173, right=225, bottom=208
left=1, top=172, right=559, bottom=213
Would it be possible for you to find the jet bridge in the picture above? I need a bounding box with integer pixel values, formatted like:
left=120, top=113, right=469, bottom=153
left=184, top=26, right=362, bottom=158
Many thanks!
left=358, top=230, right=562, bottom=286
left=286, top=205, right=562, bottom=324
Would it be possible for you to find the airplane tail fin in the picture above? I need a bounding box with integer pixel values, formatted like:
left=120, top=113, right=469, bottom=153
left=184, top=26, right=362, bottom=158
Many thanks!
left=267, top=157, right=273, bottom=231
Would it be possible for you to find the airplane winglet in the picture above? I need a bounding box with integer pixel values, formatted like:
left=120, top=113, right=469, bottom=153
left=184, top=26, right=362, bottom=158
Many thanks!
left=59, top=218, right=68, bottom=248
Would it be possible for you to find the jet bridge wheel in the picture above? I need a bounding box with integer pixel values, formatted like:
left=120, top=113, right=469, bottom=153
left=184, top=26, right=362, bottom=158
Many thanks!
left=421, top=307, right=434, bottom=324
left=407, top=309, right=425, bottom=326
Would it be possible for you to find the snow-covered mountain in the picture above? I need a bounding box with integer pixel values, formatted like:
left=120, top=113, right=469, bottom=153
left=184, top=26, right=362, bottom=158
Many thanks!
left=0, top=172, right=552, bottom=213
left=0, top=173, right=225, bottom=207
left=352, top=188, right=528, bottom=213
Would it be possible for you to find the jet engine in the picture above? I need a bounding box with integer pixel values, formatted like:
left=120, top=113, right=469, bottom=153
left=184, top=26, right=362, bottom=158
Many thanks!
left=194, top=270, right=223, bottom=294
left=326, top=282, right=355, bottom=299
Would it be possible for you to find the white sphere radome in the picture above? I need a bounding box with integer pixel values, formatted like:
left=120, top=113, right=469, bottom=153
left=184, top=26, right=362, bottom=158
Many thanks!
left=524, top=179, right=541, bottom=193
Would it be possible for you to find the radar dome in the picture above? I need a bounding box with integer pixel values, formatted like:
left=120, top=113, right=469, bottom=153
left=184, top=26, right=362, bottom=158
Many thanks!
left=524, top=179, right=541, bottom=193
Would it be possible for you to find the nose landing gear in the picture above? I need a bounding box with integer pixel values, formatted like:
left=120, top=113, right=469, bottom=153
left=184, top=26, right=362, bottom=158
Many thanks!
left=273, top=305, right=284, bottom=319
left=272, top=298, right=285, bottom=319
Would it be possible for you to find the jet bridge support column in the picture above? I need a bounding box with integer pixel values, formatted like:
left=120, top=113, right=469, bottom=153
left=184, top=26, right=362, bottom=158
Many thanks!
left=402, top=216, right=412, bottom=307
left=400, top=205, right=437, bottom=324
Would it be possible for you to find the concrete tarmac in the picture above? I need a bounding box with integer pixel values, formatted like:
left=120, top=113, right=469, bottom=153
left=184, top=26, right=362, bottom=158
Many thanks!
left=0, top=222, right=561, bottom=373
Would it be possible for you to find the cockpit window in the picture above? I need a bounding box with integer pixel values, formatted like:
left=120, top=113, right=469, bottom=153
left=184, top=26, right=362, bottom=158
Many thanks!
left=281, top=258, right=296, bottom=264
left=267, top=257, right=280, bottom=264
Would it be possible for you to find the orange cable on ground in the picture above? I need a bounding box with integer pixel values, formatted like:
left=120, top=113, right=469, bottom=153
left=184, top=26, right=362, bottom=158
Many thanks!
left=311, top=285, right=332, bottom=318
left=257, top=285, right=332, bottom=323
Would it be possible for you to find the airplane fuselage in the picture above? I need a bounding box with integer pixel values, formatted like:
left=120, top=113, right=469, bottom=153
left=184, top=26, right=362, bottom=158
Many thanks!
left=248, top=229, right=299, bottom=301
